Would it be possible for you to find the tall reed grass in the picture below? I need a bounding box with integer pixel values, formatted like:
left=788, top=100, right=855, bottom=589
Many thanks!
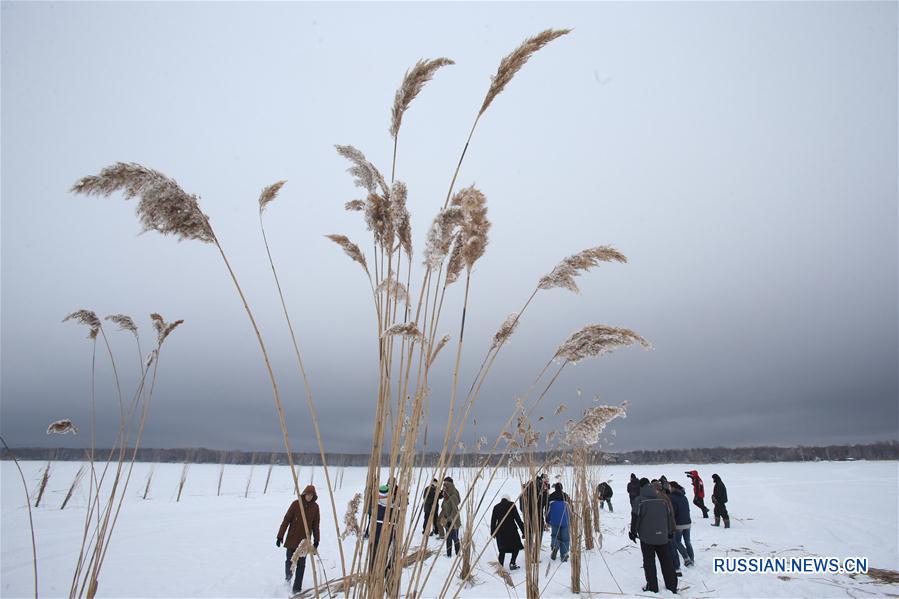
left=71, top=27, right=650, bottom=599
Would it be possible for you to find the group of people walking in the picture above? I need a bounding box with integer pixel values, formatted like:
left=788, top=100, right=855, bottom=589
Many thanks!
left=272, top=470, right=730, bottom=596
left=627, top=470, right=730, bottom=594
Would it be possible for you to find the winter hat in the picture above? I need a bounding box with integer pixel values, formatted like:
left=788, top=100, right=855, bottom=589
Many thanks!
left=553, top=482, right=563, bottom=492
left=379, top=483, right=389, bottom=493
left=443, top=476, right=454, bottom=484
left=639, top=477, right=650, bottom=487
left=302, top=485, right=318, bottom=501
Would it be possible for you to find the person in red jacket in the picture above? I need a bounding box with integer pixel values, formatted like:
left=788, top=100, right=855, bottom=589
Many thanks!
left=684, top=470, right=709, bottom=519
left=276, top=485, right=321, bottom=594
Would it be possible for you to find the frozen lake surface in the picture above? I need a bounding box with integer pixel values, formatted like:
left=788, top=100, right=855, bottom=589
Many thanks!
left=2, top=459, right=897, bottom=598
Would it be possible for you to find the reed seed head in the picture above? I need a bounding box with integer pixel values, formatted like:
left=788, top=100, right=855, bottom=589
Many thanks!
left=325, top=234, right=369, bottom=274
left=555, top=324, right=651, bottom=364
left=451, top=185, right=491, bottom=270
left=444, top=233, right=465, bottom=285
left=381, top=322, right=423, bottom=341
left=491, top=313, right=519, bottom=350
left=390, top=58, right=455, bottom=139
left=149, top=313, right=184, bottom=345
left=563, top=404, right=627, bottom=446
left=429, top=334, right=451, bottom=366
left=47, top=419, right=78, bottom=435
left=335, top=145, right=388, bottom=196
left=258, top=180, right=286, bottom=214
left=376, top=275, right=409, bottom=305
left=72, top=162, right=215, bottom=243
left=423, top=206, right=463, bottom=268
left=341, top=493, right=363, bottom=540
left=104, top=314, right=138, bottom=337
left=63, top=310, right=101, bottom=339
left=390, top=181, right=412, bottom=257
left=344, top=199, right=365, bottom=212
left=538, top=246, right=627, bottom=294
left=480, top=29, right=572, bottom=116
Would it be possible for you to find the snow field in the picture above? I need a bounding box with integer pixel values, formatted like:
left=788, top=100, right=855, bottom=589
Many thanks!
left=2, top=460, right=897, bottom=598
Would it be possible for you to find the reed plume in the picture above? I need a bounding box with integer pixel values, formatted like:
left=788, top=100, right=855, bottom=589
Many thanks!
left=444, top=234, right=465, bottom=285
left=391, top=181, right=412, bottom=256
left=564, top=404, right=627, bottom=446
left=341, top=493, right=363, bottom=539
left=538, top=245, right=627, bottom=293
left=63, top=310, right=101, bottom=340
left=149, top=313, right=184, bottom=345
left=103, top=315, right=137, bottom=336
left=47, top=419, right=78, bottom=435
left=325, top=234, right=369, bottom=273
left=258, top=180, right=286, bottom=214
left=71, top=162, right=214, bottom=243
left=450, top=185, right=491, bottom=269
left=376, top=275, right=409, bottom=305
left=423, top=206, right=463, bottom=268
left=429, top=334, right=451, bottom=366
left=480, top=29, right=572, bottom=116
left=344, top=199, right=365, bottom=211
left=554, top=404, right=567, bottom=416
left=381, top=322, right=423, bottom=341
left=491, top=313, right=519, bottom=349
left=335, top=144, right=388, bottom=196
left=390, top=58, right=455, bottom=139
left=555, top=324, right=651, bottom=364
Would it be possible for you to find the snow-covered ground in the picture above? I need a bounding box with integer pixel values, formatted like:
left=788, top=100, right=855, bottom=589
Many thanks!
left=2, top=460, right=896, bottom=598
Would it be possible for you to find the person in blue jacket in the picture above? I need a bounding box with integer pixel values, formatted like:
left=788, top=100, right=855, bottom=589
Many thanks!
left=545, top=482, right=571, bottom=562
left=670, top=481, right=694, bottom=567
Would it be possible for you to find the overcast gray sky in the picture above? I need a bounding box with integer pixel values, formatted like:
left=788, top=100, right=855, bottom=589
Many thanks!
left=2, top=1, right=896, bottom=454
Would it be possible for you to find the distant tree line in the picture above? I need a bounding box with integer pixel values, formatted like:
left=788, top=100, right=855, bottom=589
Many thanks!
left=4, top=441, right=896, bottom=465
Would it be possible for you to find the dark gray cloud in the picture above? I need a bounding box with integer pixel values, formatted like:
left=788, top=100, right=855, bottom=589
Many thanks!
left=2, top=2, right=896, bottom=454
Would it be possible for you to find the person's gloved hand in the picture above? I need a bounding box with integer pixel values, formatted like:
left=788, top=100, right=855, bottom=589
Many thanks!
left=628, top=531, right=637, bottom=543
left=276, top=538, right=282, bottom=547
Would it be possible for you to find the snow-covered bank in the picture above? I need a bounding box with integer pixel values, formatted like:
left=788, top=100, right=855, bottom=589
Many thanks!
left=2, top=460, right=896, bottom=597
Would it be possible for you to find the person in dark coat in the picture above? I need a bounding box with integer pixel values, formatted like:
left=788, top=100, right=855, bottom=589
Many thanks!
left=491, top=495, right=525, bottom=570
left=629, top=478, right=678, bottom=594
left=422, top=479, right=441, bottom=535
left=597, top=481, right=614, bottom=512
left=627, top=473, right=640, bottom=507
left=440, top=477, right=462, bottom=557
left=519, top=474, right=548, bottom=550
left=670, top=481, right=694, bottom=567
left=710, top=473, right=730, bottom=528
left=685, top=470, right=710, bottom=518
left=276, top=485, right=321, bottom=594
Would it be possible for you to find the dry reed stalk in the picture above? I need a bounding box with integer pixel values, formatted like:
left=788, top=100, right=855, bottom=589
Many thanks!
left=33, top=455, right=53, bottom=508
left=0, top=436, right=38, bottom=599
left=176, top=460, right=191, bottom=502
left=259, top=186, right=347, bottom=582
left=61, top=465, right=87, bottom=510
left=263, top=453, right=275, bottom=494
left=244, top=453, right=256, bottom=498
left=142, top=465, right=155, bottom=500
left=489, top=561, right=514, bottom=587
left=72, top=167, right=310, bottom=559
left=217, top=452, right=227, bottom=496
